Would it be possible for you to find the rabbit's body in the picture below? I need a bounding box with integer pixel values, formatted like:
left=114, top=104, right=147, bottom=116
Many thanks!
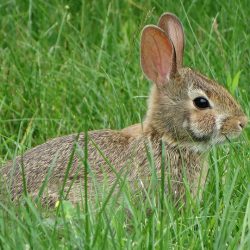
left=2, top=122, right=206, bottom=206
left=1, top=13, right=247, bottom=205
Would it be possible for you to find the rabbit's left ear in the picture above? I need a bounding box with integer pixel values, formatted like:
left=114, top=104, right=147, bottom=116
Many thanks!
left=158, top=12, right=184, bottom=69
left=140, top=25, right=176, bottom=86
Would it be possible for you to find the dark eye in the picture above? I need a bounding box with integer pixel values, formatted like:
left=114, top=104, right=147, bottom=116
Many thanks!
left=193, top=97, right=210, bottom=109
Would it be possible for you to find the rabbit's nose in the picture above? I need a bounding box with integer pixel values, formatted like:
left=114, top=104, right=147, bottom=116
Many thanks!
left=238, top=116, right=248, bottom=130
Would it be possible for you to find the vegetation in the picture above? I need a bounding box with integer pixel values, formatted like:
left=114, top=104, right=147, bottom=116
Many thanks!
left=0, top=0, right=249, bottom=249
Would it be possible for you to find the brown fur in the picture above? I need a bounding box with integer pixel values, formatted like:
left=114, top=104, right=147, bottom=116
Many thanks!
left=0, top=13, right=247, bottom=206
left=1, top=128, right=206, bottom=206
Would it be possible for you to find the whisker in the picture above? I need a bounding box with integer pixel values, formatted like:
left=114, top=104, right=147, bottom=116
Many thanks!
left=225, top=135, right=231, bottom=143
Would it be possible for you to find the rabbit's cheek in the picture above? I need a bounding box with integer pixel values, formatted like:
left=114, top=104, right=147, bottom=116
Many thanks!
left=189, top=112, right=215, bottom=139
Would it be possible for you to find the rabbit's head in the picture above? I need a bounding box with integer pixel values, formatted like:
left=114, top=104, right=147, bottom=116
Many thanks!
left=141, top=13, right=247, bottom=151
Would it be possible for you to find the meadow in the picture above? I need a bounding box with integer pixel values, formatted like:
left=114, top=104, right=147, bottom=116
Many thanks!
left=0, top=0, right=249, bottom=249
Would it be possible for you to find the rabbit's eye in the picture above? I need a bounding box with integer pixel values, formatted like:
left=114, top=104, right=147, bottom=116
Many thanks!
left=193, top=97, right=210, bottom=109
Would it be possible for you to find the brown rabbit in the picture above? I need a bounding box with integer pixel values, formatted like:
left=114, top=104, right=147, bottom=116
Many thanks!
left=1, top=13, right=248, bottom=206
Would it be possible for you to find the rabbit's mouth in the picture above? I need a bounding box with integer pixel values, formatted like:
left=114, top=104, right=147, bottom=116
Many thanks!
left=221, top=131, right=243, bottom=141
left=209, top=131, right=243, bottom=146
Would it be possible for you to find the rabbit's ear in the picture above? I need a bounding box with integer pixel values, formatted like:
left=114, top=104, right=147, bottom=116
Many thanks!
left=141, top=25, right=176, bottom=86
left=158, top=13, right=184, bottom=69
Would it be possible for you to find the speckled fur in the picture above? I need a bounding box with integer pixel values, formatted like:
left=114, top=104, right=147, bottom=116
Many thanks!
left=1, top=128, right=206, bottom=206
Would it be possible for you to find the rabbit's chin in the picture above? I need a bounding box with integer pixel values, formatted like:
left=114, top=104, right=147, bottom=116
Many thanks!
left=185, top=132, right=242, bottom=153
left=162, top=132, right=241, bottom=153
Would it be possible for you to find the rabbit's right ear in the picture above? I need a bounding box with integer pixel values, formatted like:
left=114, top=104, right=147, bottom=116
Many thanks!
left=158, top=13, right=184, bottom=69
left=141, top=25, right=176, bottom=86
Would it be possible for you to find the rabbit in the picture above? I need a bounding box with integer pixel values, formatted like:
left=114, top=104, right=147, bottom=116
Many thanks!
left=1, top=13, right=247, bottom=206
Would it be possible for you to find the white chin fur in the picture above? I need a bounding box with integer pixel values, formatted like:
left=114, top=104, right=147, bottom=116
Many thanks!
left=210, top=135, right=226, bottom=145
left=184, top=136, right=226, bottom=153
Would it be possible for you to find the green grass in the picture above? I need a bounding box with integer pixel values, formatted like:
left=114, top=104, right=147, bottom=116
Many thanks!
left=0, top=0, right=250, bottom=249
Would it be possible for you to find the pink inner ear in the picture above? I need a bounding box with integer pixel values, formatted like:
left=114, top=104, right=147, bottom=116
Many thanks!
left=141, top=25, right=175, bottom=86
left=154, top=37, right=173, bottom=83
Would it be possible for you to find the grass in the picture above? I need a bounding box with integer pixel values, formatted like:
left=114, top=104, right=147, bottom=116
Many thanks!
left=0, top=0, right=250, bottom=249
